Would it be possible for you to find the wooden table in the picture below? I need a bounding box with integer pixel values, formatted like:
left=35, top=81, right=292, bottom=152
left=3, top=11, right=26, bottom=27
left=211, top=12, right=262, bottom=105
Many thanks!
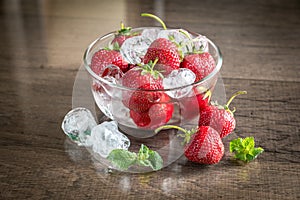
left=1, top=0, right=299, bottom=199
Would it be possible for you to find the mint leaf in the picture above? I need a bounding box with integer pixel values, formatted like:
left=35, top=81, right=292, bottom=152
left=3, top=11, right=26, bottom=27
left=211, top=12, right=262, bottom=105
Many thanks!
left=147, top=150, right=163, bottom=170
left=107, top=144, right=164, bottom=171
left=137, top=144, right=163, bottom=171
left=138, top=144, right=150, bottom=160
left=229, top=138, right=243, bottom=153
left=242, top=137, right=255, bottom=150
left=230, top=137, right=264, bottom=162
left=107, top=149, right=137, bottom=170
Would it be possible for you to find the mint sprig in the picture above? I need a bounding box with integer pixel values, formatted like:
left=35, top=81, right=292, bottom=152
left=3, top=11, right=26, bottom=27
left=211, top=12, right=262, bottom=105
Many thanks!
left=107, top=144, right=163, bottom=171
left=230, top=137, right=264, bottom=162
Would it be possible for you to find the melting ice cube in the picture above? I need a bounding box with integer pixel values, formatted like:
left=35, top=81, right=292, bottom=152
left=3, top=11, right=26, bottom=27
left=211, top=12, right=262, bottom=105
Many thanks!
left=191, top=35, right=209, bottom=53
left=120, top=35, right=152, bottom=64
left=89, top=121, right=130, bottom=158
left=141, top=28, right=161, bottom=42
left=163, top=68, right=196, bottom=99
left=61, top=107, right=97, bottom=146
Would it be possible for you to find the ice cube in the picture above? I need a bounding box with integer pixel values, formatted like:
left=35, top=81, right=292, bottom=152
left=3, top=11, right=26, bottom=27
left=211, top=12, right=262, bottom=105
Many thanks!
left=191, top=35, right=209, bottom=53
left=141, top=28, right=161, bottom=42
left=158, top=29, right=191, bottom=52
left=120, top=35, right=152, bottom=64
left=61, top=107, right=97, bottom=146
left=163, top=68, right=196, bottom=99
left=89, top=121, right=130, bottom=158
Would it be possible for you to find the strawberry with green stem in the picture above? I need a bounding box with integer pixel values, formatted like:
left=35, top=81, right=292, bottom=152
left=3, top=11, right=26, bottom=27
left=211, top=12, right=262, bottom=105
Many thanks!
left=111, top=22, right=137, bottom=48
left=143, top=37, right=181, bottom=75
left=141, top=13, right=181, bottom=74
left=122, top=58, right=164, bottom=113
left=199, top=91, right=247, bottom=138
left=155, top=125, right=224, bottom=164
left=179, top=30, right=216, bottom=82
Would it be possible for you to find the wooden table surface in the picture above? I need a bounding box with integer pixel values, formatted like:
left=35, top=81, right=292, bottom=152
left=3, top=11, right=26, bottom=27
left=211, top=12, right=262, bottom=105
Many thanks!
left=1, top=0, right=299, bottom=199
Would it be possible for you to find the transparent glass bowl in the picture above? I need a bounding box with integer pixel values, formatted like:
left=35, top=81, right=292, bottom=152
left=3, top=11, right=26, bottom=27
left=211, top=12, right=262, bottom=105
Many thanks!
left=83, top=27, right=222, bottom=139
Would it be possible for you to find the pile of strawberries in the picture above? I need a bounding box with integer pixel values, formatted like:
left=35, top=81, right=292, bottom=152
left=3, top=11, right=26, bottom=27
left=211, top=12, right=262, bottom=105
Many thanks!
left=91, top=17, right=217, bottom=129
left=90, top=14, right=246, bottom=164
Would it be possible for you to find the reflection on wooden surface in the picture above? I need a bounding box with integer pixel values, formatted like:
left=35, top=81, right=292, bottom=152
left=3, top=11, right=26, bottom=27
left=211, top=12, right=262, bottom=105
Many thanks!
left=0, top=0, right=299, bottom=199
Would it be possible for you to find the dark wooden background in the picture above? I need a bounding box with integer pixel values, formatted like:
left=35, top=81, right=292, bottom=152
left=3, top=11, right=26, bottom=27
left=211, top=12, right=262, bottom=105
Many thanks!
left=0, top=0, right=299, bottom=199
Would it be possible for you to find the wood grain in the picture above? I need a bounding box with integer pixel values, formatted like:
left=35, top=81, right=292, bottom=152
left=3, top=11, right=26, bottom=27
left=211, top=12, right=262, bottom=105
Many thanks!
left=0, top=0, right=299, bottom=199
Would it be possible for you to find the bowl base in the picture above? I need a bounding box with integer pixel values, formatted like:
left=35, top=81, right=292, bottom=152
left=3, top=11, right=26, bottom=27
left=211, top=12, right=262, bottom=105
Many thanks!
left=118, top=124, right=158, bottom=138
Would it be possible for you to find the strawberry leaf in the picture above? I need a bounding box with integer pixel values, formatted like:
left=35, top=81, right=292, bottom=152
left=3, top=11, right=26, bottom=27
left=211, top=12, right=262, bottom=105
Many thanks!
left=230, top=137, right=264, bottom=162
left=107, top=149, right=137, bottom=170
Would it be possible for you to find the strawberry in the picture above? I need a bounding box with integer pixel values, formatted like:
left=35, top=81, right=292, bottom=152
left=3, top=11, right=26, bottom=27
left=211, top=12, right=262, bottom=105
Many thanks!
left=91, top=49, right=128, bottom=75
left=122, top=59, right=164, bottom=113
left=199, top=91, right=247, bottom=138
left=181, top=52, right=216, bottom=82
left=143, top=38, right=181, bottom=75
left=130, top=93, right=174, bottom=129
left=184, top=126, right=224, bottom=164
left=112, top=35, right=129, bottom=47
left=111, top=22, right=135, bottom=47
left=156, top=125, right=224, bottom=164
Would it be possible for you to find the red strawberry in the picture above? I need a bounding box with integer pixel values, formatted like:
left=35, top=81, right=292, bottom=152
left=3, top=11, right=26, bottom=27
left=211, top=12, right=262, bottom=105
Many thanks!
left=91, top=49, right=128, bottom=75
left=122, top=60, right=164, bottom=113
left=130, top=93, right=174, bottom=129
left=112, top=35, right=129, bottom=47
left=111, top=22, right=134, bottom=47
left=199, top=91, right=247, bottom=138
left=181, top=52, right=216, bottom=82
left=144, top=38, right=180, bottom=75
left=184, top=126, right=224, bottom=164
left=156, top=125, right=224, bottom=164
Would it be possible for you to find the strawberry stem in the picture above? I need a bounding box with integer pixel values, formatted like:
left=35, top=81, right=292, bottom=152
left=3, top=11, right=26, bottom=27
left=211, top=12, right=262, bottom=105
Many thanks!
left=155, top=125, right=197, bottom=144
left=117, top=22, right=131, bottom=35
left=155, top=125, right=188, bottom=134
left=152, top=58, right=159, bottom=68
left=141, top=13, right=167, bottom=30
left=203, top=90, right=212, bottom=103
left=225, top=91, right=247, bottom=108
left=179, top=29, right=192, bottom=40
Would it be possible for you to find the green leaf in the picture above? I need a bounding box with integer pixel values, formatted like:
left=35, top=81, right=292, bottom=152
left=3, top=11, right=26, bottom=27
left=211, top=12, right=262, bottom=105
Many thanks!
left=229, top=138, right=243, bottom=153
left=137, top=144, right=163, bottom=171
left=147, top=150, right=163, bottom=170
left=112, top=42, right=120, bottom=51
left=230, top=137, right=264, bottom=162
left=107, top=144, right=164, bottom=171
left=107, top=149, right=137, bottom=170
left=138, top=144, right=150, bottom=161
left=242, top=137, right=255, bottom=149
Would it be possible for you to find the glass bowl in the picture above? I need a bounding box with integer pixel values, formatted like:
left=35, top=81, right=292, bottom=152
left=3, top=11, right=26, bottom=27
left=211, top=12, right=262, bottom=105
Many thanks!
left=83, top=27, right=222, bottom=138
left=82, top=27, right=222, bottom=173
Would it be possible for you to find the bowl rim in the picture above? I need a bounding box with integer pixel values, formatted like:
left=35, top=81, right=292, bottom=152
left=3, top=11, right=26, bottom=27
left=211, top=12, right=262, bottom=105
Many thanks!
left=83, top=27, right=223, bottom=92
